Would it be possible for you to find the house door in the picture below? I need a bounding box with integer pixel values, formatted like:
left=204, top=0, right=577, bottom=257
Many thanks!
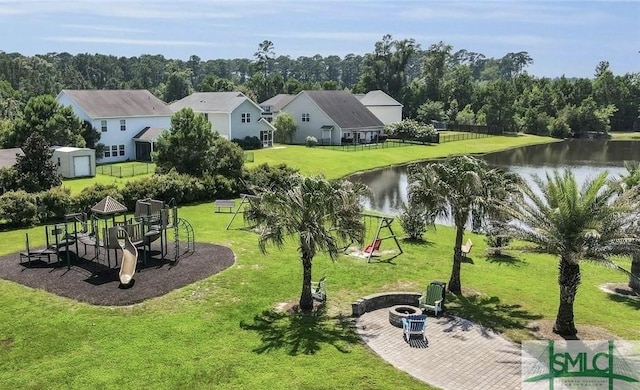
left=260, top=130, right=272, bottom=148
left=354, top=132, right=362, bottom=144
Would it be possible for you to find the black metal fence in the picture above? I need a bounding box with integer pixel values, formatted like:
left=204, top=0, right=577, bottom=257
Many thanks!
left=318, top=139, right=425, bottom=152
left=96, top=163, right=153, bottom=178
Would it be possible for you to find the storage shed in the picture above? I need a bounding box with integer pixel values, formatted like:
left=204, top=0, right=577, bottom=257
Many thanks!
left=52, top=146, right=96, bottom=178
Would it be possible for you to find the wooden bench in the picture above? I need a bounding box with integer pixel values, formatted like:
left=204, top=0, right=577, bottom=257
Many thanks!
left=311, top=276, right=327, bottom=303
left=214, top=199, right=235, bottom=212
left=461, top=238, right=473, bottom=260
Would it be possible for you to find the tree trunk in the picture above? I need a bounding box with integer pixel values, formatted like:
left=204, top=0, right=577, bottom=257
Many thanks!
left=299, top=255, right=314, bottom=312
left=448, top=227, right=465, bottom=295
left=553, top=258, right=580, bottom=336
left=629, top=252, right=640, bottom=293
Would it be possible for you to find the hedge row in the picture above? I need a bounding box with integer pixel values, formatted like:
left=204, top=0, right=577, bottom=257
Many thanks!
left=0, top=164, right=298, bottom=228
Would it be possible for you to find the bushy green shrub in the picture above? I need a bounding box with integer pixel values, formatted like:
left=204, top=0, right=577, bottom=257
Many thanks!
left=398, top=204, right=428, bottom=241
left=384, top=119, right=437, bottom=140
left=232, top=136, right=262, bottom=150
left=37, top=186, right=73, bottom=222
left=242, top=163, right=300, bottom=192
left=73, top=183, right=123, bottom=214
left=0, top=190, right=38, bottom=227
left=0, top=167, right=18, bottom=192
left=305, top=136, right=318, bottom=147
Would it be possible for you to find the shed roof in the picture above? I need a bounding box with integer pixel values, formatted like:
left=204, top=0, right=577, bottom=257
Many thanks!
left=91, top=195, right=128, bottom=215
left=133, top=127, right=166, bottom=141
left=301, top=90, right=384, bottom=129
left=59, top=89, right=173, bottom=118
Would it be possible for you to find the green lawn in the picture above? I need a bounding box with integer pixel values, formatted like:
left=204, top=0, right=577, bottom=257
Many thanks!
left=2, top=134, right=638, bottom=389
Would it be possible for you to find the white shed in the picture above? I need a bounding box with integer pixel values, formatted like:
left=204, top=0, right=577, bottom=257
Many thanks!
left=52, top=146, right=96, bottom=178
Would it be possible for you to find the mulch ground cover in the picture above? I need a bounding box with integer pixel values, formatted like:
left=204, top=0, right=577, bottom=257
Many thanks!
left=0, top=240, right=235, bottom=306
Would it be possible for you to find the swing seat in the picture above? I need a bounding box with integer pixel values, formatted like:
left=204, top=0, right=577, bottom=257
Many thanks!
left=364, top=238, right=382, bottom=254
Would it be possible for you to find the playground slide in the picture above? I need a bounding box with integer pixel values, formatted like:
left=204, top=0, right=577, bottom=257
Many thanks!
left=118, top=229, right=139, bottom=285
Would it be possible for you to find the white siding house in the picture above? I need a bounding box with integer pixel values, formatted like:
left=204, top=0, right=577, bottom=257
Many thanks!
left=56, top=90, right=173, bottom=163
left=355, top=90, right=403, bottom=125
left=281, top=90, right=385, bottom=145
left=169, top=92, right=275, bottom=148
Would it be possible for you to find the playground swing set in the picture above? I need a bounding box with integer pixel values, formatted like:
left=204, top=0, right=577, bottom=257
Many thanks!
left=355, top=213, right=403, bottom=262
left=222, top=197, right=402, bottom=262
left=19, top=195, right=195, bottom=286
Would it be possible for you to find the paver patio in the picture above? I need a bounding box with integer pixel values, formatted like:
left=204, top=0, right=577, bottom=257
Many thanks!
left=356, top=309, right=522, bottom=390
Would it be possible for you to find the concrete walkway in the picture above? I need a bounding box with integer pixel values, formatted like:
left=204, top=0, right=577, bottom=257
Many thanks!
left=356, top=309, right=522, bottom=390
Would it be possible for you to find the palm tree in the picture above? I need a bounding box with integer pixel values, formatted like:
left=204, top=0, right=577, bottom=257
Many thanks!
left=614, top=161, right=640, bottom=293
left=244, top=175, right=367, bottom=312
left=503, top=170, right=639, bottom=335
left=407, top=155, right=519, bottom=294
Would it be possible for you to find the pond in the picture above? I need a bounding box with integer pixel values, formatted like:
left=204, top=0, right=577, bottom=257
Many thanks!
left=349, top=140, right=640, bottom=217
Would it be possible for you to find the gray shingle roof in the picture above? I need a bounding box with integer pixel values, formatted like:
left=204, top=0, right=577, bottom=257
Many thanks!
left=302, top=90, right=384, bottom=129
left=0, top=148, right=23, bottom=168
left=60, top=90, right=173, bottom=118
left=169, top=92, right=251, bottom=113
left=133, top=127, right=166, bottom=142
left=260, top=94, right=295, bottom=112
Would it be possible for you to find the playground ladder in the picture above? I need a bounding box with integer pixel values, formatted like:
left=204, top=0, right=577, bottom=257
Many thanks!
left=174, top=218, right=195, bottom=261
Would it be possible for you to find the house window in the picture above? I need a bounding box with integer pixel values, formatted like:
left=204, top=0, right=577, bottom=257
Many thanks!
left=104, top=147, right=111, bottom=158
left=302, top=113, right=310, bottom=122
left=101, top=120, right=107, bottom=132
left=120, top=119, right=126, bottom=131
left=119, top=145, right=125, bottom=156
left=241, top=112, right=251, bottom=123
left=111, top=145, right=118, bottom=156
left=203, top=113, right=209, bottom=120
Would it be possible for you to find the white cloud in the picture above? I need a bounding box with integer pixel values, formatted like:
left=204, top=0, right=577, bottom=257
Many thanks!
left=47, top=36, right=224, bottom=47
left=262, top=31, right=383, bottom=42
left=61, top=24, right=148, bottom=34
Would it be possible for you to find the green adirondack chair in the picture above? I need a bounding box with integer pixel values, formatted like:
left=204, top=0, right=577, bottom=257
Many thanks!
left=418, top=282, right=445, bottom=316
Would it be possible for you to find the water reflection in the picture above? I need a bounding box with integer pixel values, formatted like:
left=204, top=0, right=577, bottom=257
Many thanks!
left=349, top=140, right=637, bottom=217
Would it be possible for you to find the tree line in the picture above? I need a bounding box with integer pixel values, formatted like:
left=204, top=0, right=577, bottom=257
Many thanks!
left=1, top=34, right=639, bottom=145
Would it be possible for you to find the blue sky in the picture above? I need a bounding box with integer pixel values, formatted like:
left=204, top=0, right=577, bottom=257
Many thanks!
left=0, top=0, right=638, bottom=78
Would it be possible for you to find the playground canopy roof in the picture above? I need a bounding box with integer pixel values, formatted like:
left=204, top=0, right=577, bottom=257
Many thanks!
left=91, top=196, right=128, bottom=216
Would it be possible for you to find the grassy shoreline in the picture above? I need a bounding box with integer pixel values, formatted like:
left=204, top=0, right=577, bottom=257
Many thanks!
left=2, top=134, right=638, bottom=389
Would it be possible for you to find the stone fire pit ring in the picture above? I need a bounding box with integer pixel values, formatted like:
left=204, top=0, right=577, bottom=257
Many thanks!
left=388, top=305, right=422, bottom=328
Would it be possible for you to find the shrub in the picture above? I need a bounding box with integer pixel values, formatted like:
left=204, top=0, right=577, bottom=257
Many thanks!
left=73, top=183, right=123, bottom=214
left=242, top=163, right=300, bottom=192
left=0, top=167, right=18, bottom=192
left=305, top=136, right=318, bottom=147
left=384, top=119, right=437, bottom=140
left=232, top=136, right=262, bottom=150
left=0, top=190, right=38, bottom=227
left=398, top=204, right=428, bottom=241
left=37, top=187, right=73, bottom=222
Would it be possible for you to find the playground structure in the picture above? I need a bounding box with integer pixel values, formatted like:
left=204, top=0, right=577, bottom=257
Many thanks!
left=348, top=213, right=403, bottom=262
left=20, top=196, right=195, bottom=286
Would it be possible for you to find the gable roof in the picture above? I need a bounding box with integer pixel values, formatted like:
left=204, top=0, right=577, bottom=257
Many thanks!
left=169, top=92, right=257, bottom=113
left=59, top=90, right=173, bottom=118
left=356, top=90, right=403, bottom=107
left=299, top=90, right=384, bottom=129
left=0, top=147, right=23, bottom=168
left=260, top=94, right=295, bottom=112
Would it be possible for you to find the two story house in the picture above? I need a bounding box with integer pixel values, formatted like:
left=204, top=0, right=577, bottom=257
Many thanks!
left=169, top=92, right=275, bottom=148
left=56, top=90, right=173, bottom=162
left=281, top=90, right=385, bottom=145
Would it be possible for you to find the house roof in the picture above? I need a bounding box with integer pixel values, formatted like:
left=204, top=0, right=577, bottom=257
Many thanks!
left=90, top=195, right=128, bottom=216
left=133, top=127, right=166, bottom=142
left=300, top=90, right=384, bottom=129
left=169, top=92, right=255, bottom=113
left=0, top=147, right=23, bottom=168
left=59, top=89, right=173, bottom=118
left=260, top=94, right=295, bottom=112
left=356, top=90, right=404, bottom=107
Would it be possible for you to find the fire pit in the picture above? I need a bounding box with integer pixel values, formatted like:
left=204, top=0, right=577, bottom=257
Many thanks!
left=388, top=305, right=421, bottom=328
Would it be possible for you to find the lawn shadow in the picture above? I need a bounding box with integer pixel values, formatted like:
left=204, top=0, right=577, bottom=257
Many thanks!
left=445, top=293, right=543, bottom=336
left=240, top=307, right=361, bottom=356
left=606, top=292, right=640, bottom=311
left=485, top=252, right=527, bottom=267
